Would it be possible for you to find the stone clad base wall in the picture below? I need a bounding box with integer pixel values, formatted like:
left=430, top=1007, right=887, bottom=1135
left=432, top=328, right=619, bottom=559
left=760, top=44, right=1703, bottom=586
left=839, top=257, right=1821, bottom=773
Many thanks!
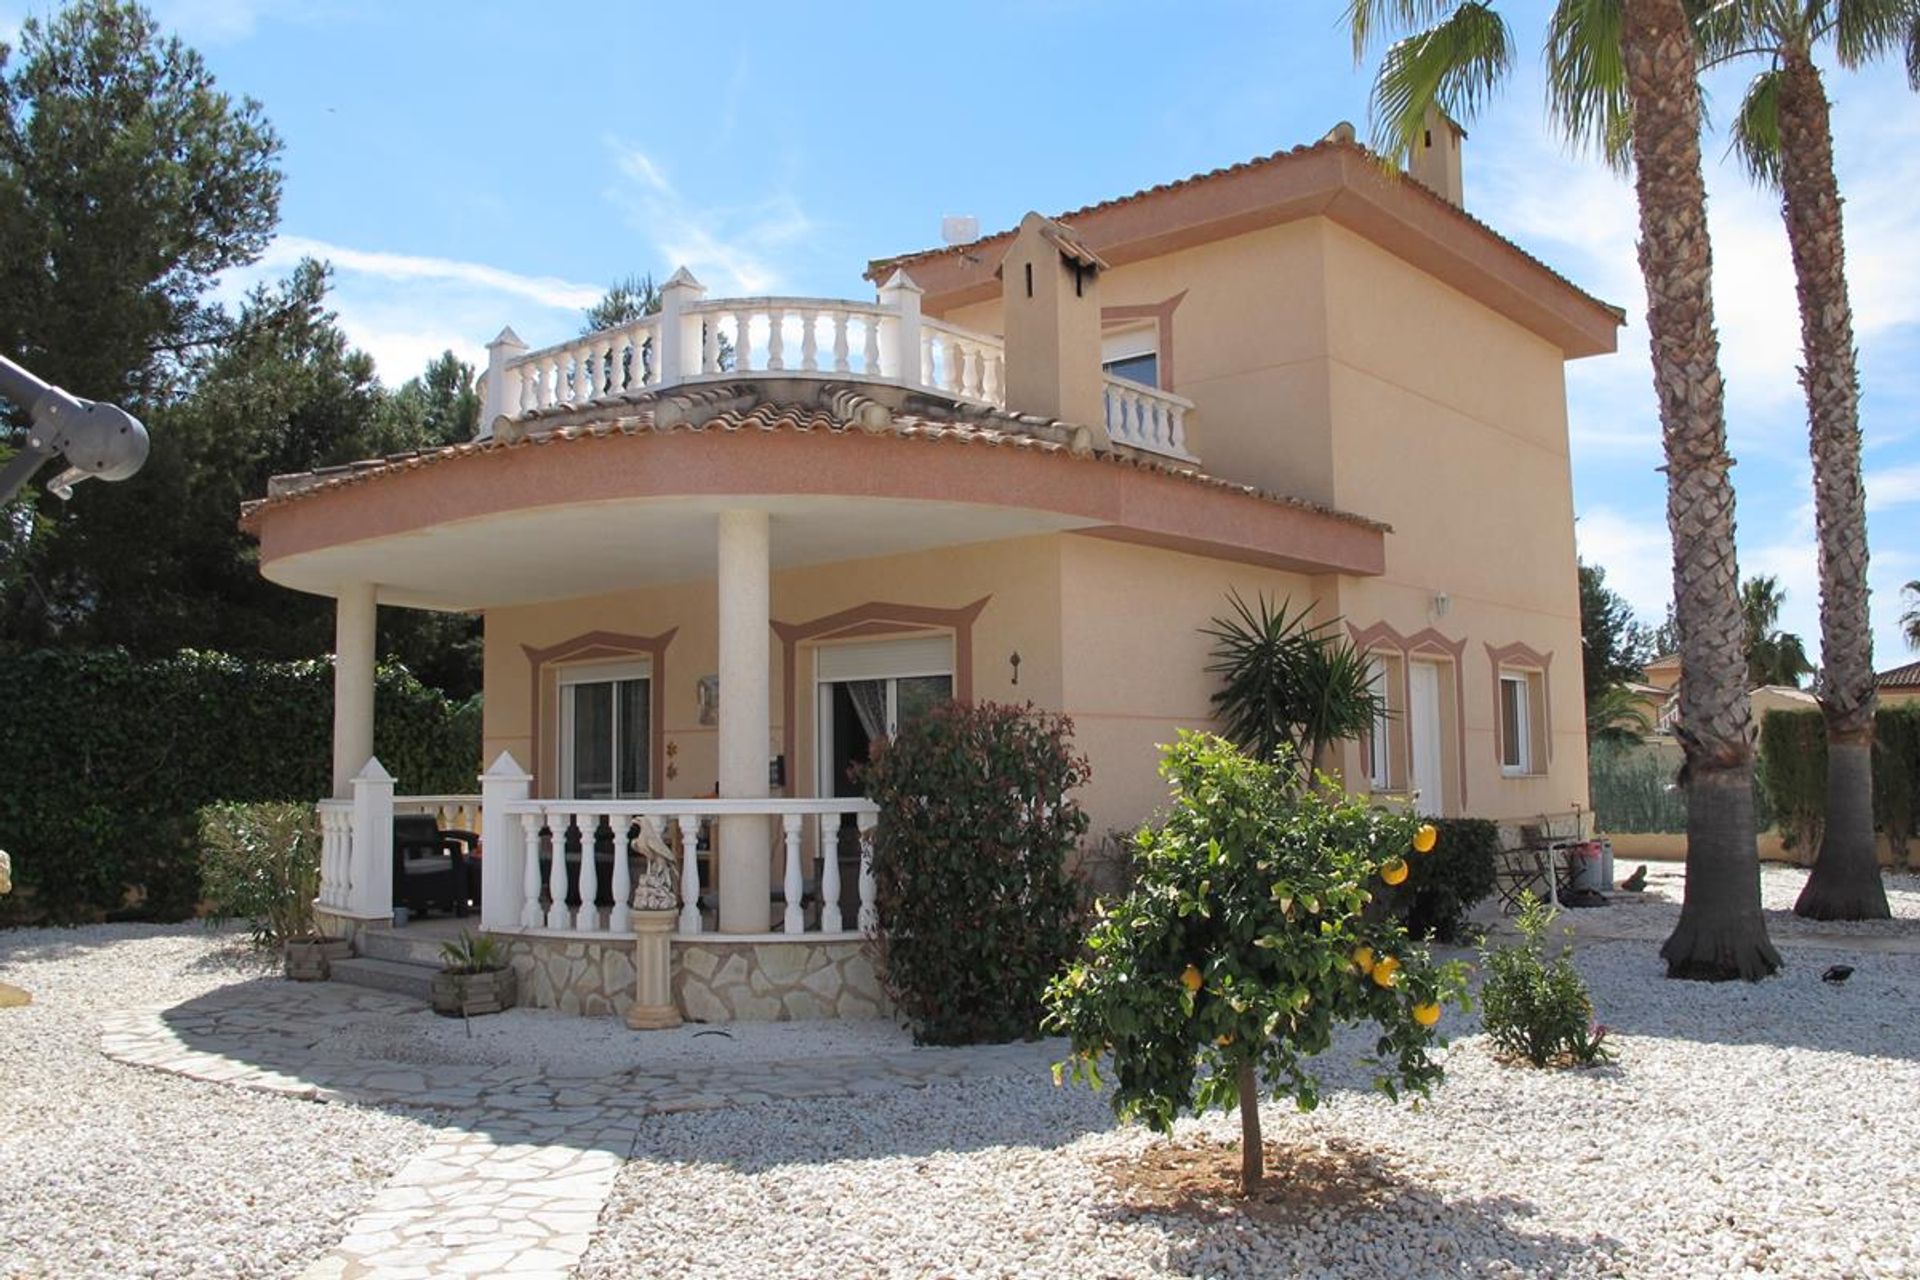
left=495, top=933, right=890, bottom=1022
left=674, top=939, right=889, bottom=1022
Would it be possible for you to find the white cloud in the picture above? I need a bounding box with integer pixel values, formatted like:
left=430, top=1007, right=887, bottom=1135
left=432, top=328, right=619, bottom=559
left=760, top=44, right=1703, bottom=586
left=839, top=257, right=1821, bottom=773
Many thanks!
left=261, top=236, right=602, bottom=311
left=601, top=142, right=814, bottom=296
left=1867, top=463, right=1920, bottom=514
left=1575, top=506, right=1673, bottom=623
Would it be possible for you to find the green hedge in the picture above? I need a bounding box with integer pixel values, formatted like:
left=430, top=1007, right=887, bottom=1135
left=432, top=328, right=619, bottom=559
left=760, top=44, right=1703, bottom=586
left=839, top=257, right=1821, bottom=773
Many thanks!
left=0, top=649, right=481, bottom=924
left=1378, top=817, right=1499, bottom=943
left=1759, top=705, right=1920, bottom=862
left=1590, top=738, right=1776, bottom=835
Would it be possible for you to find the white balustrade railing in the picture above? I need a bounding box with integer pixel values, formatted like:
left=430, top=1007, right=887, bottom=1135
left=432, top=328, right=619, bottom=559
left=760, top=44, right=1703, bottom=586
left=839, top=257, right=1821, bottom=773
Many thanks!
left=1104, top=375, right=1196, bottom=461
left=494, top=797, right=879, bottom=940
left=485, top=270, right=1015, bottom=426
left=920, top=318, right=1005, bottom=406
left=312, top=758, right=882, bottom=943
left=316, top=799, right=353, bottom=910
left=394, top=794, right=483, bottom=834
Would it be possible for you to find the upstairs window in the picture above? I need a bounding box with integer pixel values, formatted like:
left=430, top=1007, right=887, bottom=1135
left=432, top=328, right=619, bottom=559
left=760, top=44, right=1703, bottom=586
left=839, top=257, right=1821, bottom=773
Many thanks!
left=1101, top=326, right=1158, bottom=389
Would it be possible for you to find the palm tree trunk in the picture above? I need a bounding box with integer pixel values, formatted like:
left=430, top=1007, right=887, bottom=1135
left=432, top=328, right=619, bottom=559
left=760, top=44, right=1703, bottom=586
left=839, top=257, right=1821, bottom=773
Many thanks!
left=1773, top=52, right=1888, bottom=922
left=1620, top=0, right=1779, bottom=980
left=1237, top=1058, right=1263, bottom=1193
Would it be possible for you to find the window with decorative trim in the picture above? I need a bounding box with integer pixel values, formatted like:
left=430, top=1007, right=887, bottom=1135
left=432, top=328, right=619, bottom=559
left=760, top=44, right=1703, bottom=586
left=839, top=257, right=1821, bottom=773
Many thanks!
left=557, top=658, right=652, bottom=800
left=1363, top=652, right=1404, bottom=791
left=1498, top=668, right=1547, bottom=776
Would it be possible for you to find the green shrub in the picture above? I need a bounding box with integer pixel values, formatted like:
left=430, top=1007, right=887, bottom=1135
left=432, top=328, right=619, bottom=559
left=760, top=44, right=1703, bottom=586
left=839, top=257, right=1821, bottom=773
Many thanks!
left=197, top=802, right=322, bottom=949
left=861, top=701, right=1089, bottom=1045
left=0, top=648, right=480, bottom=925
left=1479, top=895, right=1612, bottom=1068
left=1044, top=733, right=1468, bottom=1192
left=1378, top=817, right=1499, bottom=943
left=1759, top=709, right=1828, bottom=853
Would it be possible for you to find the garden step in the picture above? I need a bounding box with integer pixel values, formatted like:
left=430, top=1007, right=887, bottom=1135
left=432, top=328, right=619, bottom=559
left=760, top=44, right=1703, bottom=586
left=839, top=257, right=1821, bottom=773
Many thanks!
left=330, top=956, right=436, bottom=1002
left=357, top=927, right=460, bottom=968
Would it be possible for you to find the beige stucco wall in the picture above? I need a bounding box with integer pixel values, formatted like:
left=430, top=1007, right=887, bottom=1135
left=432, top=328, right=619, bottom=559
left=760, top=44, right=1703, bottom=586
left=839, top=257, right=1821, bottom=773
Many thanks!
left=949, top=216, right=1594, bottom=826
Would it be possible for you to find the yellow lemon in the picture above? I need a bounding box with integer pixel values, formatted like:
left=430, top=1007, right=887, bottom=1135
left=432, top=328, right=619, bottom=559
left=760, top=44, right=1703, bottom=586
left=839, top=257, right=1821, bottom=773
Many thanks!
left=1413, top=824, right=1439, bottom=854
left=1215, top=1033, right=1235, bottom=1047
left=1352, top=945, right=1375, bottom=974
left=1381, top=857, right=1410, bottom=887
left=1412, top=1001, right=1441, bottom=1027
left=1180, top=965, right=1203, bottom=993
left=1371, top=956, right=1401, bottom=988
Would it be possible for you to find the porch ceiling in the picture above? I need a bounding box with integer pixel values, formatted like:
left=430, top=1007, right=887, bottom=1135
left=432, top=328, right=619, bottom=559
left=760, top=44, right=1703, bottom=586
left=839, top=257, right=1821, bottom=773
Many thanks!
left=262, top=494, right=1083, bottom=610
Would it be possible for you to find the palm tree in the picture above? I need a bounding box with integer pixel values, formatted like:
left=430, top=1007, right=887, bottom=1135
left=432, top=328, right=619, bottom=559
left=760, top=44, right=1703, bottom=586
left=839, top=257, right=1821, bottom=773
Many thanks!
left=1693, top=1, right=1907, bottom=919
left=1902, top=579, right=1920, bottom=650
left=1740, top=574, right=1814, bottom=687
left=1352, top=0, right=1780, bottom=978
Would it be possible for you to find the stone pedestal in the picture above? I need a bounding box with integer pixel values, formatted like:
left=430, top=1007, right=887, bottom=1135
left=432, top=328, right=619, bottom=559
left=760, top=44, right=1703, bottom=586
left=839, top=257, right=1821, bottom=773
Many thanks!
left=624, top=909, right=682, bottom=1030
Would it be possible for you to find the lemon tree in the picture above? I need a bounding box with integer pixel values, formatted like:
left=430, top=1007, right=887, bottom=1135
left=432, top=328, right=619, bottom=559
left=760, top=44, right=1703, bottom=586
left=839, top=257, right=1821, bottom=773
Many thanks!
left=1044, top=732, right=1467, bottom=1192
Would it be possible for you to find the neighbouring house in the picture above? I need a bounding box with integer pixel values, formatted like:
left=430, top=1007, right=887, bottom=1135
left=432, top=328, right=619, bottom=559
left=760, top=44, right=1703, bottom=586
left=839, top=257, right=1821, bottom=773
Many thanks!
left=1876, top=660, right=1920, bottom=707
left=242, top=114, right=1621, bottom=1019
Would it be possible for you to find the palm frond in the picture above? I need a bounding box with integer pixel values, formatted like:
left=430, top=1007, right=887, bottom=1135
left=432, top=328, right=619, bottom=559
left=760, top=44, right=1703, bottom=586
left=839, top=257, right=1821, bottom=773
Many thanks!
left=1368, top=2, right=1515, bottom=163
left=1346, top=0, right=1468, bottom=58
left=1831, top=0, right=1913, bottom=68
left=1905, top=3, right=1920, bottom=86
left=1729, top=67, right=1786, bottom=187
left=1546, top=0, right=1634, bottom=169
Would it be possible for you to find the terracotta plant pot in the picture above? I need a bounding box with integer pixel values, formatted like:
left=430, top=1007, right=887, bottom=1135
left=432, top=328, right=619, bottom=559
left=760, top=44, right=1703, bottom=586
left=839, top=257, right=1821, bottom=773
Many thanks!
left=431, top=966, right=518, bottom=1017
left=283, top=936, right=352, bottom=982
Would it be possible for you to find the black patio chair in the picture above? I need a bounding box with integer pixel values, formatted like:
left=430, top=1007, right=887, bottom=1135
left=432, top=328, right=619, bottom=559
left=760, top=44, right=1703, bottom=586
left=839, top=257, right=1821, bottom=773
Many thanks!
left=392, top=814, right=479, bottom=918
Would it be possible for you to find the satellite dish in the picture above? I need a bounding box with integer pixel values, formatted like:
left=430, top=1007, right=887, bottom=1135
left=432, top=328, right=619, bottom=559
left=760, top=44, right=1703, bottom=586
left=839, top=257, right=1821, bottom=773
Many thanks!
left=940, top=215, right=980, bottom=247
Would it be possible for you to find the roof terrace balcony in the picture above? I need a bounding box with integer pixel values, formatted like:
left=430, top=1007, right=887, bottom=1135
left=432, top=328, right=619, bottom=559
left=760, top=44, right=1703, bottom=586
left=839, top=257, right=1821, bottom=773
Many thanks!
left=479, top=267, right=1197, bottom=464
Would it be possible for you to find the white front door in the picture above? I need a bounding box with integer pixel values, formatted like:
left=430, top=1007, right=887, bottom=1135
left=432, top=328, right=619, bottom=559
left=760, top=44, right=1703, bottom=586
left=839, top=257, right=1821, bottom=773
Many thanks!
left=1409, top=660, right=1445, bottom=817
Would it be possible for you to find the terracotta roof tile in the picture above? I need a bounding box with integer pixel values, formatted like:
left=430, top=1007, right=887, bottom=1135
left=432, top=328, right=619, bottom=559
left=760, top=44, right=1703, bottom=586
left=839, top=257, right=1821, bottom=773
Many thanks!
left=866, top=137, right=1620, bottom=323
left=1877, top=660, right=1920, bottom=688
left=242, top=385, right=1390, bottom=537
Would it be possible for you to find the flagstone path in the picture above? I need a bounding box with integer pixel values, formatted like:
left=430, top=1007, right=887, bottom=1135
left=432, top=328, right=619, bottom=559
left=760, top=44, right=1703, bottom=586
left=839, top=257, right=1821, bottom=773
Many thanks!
left=98, top=982, right=1059, bottom=1279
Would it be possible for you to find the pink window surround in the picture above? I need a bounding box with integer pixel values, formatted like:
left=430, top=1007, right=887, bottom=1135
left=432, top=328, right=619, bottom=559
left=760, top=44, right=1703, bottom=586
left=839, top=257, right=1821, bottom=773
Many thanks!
left=1347, top=621, right=1470, bottom=809
left=521, top=629, right=676, bottom=798
left=1100, top=291, right=1187, bottom=391
left=772, top=597, right=990, bottom=796
left=1485, top=641, right=1554, bottom=771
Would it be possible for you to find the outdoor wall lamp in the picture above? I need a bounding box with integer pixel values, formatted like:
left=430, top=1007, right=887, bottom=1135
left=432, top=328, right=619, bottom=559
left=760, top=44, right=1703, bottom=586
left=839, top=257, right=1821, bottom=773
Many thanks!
left=1009, top=651, right=1022, bottom=686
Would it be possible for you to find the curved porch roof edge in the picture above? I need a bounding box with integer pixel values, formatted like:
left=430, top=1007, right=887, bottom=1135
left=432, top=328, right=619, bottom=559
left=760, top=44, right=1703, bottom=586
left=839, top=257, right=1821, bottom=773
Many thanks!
left=243, top=395, right=1388, bottom=602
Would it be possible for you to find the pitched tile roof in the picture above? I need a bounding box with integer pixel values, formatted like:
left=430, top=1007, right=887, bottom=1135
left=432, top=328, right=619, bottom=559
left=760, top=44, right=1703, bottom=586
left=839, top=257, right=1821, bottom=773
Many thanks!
left=1877, top=660, right=1920, bottom=688
left=866, top=136, right=1621, bottom=325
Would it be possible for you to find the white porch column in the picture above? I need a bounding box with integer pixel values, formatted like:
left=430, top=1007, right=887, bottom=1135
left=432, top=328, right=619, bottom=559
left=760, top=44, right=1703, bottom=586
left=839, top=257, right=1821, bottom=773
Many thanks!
left=331, top=582, right=377, bottom=799
left=716, top=508, right=771, bottom=933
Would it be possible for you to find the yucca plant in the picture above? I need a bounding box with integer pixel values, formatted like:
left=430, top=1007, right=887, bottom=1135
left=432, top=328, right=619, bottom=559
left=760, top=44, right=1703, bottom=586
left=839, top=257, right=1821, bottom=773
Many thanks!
left=1201, top=591, right=1387, bottom=782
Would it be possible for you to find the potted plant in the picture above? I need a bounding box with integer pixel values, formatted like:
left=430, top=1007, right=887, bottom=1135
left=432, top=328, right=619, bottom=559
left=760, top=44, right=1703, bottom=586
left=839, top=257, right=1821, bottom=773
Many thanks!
left=432, top=930, right=517, bottom=1017
left=199, top=802, right=348, bottom=980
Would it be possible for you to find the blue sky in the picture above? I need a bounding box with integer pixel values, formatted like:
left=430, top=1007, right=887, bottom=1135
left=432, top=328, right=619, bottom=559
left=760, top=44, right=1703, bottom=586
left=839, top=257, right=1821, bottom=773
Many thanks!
left=4, top=0, right=1917, bottom=670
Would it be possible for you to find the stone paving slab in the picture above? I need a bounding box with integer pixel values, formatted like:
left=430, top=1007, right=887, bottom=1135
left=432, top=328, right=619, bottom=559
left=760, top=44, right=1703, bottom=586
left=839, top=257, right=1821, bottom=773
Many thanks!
left=97, top=977, right=1063, bottom=1279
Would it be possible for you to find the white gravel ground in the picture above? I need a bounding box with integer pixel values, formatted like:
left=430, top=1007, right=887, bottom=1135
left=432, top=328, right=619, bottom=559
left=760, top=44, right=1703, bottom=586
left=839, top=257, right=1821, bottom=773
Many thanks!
left=0, top=925, right=434, bottom=1280
left=583, top=876, right=1920, bottom=1279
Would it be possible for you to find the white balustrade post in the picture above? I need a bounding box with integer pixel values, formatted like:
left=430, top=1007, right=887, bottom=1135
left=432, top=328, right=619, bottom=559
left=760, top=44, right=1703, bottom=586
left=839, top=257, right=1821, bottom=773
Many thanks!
left=856, top=809, right=879, bottom=933
left=609, top=812, right=633, bottom=933
left=716, top=509, right=772, bottom=933
left=479, top=752, right=531, bottom=932
left=877, top=270, right=923, bottom=386
left=348, top=758, right=395, bottom=921
left=546, top=814, right=573, bottom=931
left=658, top=266, right=707, bottom=386
left=518, top=812, right=545, bottom=929
left=577, top=815, right=602, bottom=931
left=677, top=813, right=703, bottom=934
left=819, top=812, right=843, bottom=933
left=781, top=812, right=805, bottom=934
left=480, top=326, right=527, bottom=442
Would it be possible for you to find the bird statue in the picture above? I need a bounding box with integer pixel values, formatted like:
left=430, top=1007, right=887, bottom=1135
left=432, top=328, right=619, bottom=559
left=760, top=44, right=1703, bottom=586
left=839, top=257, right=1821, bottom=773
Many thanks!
left=1620, top=865, right=1648, bottom=893
left=1821, top=965, right=1854, bottom=985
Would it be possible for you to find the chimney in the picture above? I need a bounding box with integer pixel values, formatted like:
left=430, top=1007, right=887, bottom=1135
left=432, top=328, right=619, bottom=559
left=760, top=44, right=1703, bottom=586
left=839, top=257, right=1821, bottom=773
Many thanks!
left=998, top=211, right=1109, bottom=436
left=1408, top=104, right=1466, bottom=207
